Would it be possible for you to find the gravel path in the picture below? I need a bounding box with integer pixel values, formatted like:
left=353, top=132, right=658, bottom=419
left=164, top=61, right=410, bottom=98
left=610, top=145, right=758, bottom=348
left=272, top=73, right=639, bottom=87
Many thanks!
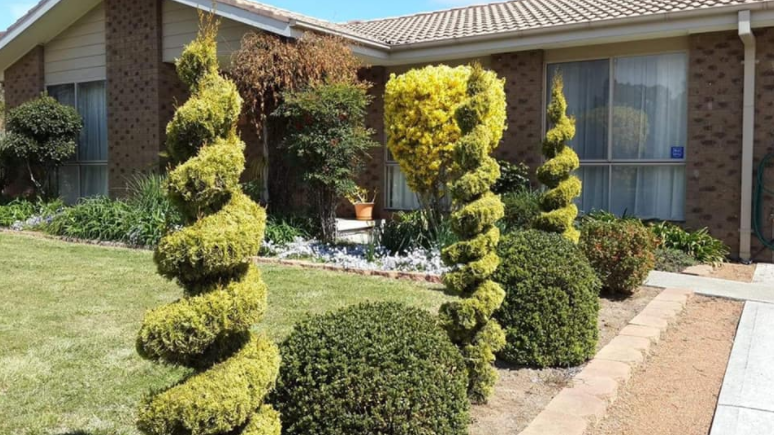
left=589, top=296, right=743, bottom=435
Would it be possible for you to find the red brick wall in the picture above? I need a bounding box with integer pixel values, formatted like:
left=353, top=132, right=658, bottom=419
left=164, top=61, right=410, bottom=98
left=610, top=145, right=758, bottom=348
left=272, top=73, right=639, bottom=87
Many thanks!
left=753, top=28, right=774, bottom=261
left=686, top=31, right=745, bottom=257
left=4, top=46, right=44, bottom=109
left=104, top=0, right=164, bottom=197
left=491, top=50, right=545, bottom=178
left=359, top=66, right=388, bottom=218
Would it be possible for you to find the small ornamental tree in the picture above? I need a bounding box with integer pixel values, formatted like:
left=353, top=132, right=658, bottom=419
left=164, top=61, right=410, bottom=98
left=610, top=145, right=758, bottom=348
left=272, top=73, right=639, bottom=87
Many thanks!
left=135, top=13, right=280, bottom=435
left=1, top=94, right=82, bottom=196
left=534, top=74, right=582, bottom=242
left=440, top=65, right=507, bottom=403
left=273, top=83, right=378, bottom=242
left=384, top=65, right=471, bottom=226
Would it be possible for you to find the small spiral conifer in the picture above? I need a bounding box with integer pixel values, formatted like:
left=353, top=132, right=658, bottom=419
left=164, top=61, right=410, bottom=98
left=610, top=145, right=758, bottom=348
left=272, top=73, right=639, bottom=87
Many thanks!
left=440, top=64, right=507, bottom=403
left=534, top=74, right=582, bottom=242
left=135, top=13, right=280, bottom=435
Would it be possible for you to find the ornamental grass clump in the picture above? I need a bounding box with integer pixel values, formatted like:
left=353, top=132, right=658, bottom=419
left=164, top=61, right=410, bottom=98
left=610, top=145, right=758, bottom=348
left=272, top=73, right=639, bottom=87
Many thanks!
left=534, top=74, right=582, bottom=242
left=135, top=13, right=280, bottom=435
left=439, top=64, right=507, bottom=403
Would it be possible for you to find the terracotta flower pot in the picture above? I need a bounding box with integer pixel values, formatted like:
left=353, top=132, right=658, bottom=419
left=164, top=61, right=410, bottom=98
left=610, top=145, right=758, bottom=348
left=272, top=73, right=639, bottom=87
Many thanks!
left=354, top=202, right=375, bottom=221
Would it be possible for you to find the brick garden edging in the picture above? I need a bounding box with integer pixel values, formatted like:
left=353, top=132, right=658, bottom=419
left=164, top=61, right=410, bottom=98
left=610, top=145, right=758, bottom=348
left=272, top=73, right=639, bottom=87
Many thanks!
left=252, top=257, right=443, bottom=284
left=519, top=288, right=695, bottom=435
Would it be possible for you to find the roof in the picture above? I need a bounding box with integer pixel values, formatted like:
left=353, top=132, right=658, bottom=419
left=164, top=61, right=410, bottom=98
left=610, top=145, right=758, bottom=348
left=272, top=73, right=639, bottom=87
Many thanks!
left=342, top=0, right=770, bottom=46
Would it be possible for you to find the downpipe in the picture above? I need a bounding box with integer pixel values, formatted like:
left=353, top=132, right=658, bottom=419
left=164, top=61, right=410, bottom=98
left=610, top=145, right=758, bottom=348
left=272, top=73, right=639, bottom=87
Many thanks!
left=739, top=10, right=756, bottom=261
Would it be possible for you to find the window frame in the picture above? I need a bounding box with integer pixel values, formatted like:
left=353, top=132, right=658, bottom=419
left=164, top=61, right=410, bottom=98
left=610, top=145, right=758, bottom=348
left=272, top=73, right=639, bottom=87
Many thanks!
left=46, top=79, right=109, bottom=200
left=543, top=50, right=689, bottom=221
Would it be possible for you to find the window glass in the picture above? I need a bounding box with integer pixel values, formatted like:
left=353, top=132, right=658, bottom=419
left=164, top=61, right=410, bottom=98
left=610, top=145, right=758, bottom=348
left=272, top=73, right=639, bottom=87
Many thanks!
left=386, top=164, right=421, bottom=210
left=77, top=81, right=108, bottom=162
left=48, top=84, right=75, bottom=108
left=611, top=165, right=686, bottom=220
left=547, top=60, right=610, bottom=160
left=575, top=166, right=609, bottom=214
left=613, top=53, right=687, bottom=160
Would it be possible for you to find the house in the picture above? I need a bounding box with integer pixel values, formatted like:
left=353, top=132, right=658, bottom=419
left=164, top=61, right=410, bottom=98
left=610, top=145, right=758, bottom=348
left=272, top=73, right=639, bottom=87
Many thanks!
left=0, top=0, right=773, bottom=261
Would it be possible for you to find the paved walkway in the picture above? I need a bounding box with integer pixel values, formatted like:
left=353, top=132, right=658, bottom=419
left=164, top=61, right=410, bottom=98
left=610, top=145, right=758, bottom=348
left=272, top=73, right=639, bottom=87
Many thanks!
left=646, top=271, right=774, bottom=304
left=646, top=269, right=774, bottom=435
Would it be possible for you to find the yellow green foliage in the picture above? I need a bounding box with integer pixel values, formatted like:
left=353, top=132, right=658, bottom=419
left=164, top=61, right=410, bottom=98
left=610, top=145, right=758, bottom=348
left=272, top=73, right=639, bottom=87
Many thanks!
left=534, top=74, right=581, bottom=243
left=439, top=64, right=507, bottom=404
left=137, top=13, right=279, bottom=435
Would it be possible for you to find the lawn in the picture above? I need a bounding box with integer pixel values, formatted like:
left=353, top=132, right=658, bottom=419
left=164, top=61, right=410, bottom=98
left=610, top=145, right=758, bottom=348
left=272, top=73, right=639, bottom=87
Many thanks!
left=0, top=232, right=453, bottom=435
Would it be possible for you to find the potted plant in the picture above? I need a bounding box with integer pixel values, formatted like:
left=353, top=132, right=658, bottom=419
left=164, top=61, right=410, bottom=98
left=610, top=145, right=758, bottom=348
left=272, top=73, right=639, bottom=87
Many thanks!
left=347, top=186, right=377, bottom=221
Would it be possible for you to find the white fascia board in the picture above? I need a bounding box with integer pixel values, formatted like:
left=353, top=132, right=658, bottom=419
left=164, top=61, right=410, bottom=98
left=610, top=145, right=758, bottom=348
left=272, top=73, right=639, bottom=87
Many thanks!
left=170, top=0, right=295, bottom=37
left=0, top=0, right=61, bottom=53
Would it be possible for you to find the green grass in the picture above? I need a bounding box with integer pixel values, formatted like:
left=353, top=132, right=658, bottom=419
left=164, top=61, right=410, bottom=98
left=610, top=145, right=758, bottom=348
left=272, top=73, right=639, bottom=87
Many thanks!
left=0, top=232, right=453, bottom=435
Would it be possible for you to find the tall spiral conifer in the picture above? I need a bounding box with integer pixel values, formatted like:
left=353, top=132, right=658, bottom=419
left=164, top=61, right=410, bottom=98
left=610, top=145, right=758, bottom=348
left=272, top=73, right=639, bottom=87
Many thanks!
left=440, top=65, right=507, bottom=404
left=135, top=13, right=280, bottom=435
left=534, top=74, right=582, bottom=242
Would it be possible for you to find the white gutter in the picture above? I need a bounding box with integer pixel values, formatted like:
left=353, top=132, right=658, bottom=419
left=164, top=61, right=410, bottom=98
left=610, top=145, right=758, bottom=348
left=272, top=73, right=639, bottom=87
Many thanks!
left=739, top=10, right=756, bottom=261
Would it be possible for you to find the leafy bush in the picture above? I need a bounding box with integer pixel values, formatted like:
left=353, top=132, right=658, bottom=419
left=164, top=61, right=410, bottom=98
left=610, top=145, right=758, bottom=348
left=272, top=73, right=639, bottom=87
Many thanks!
left=273, top=302, right=469, bottom=435
left=378, top=210, right=458, bottom=255
left=494, top=230, right=600, bottom=367
left=263, top=214, right=314, bottom=246
left=501, top=190, right=540, bottom=232
left=651, top=222, right=729, bottom=265
left=1, top=94, right=82, bottom=196
left=274, top=82, right=378, bottom=242
left=0, top=198, right=36, bottom=226
left=45, top=174, right=179, bottom=247
left=493, top=160, right=530, bottom=195
left=534, top=74, right=581, bottom=242
left=655, top=248, right=698, bottom=273
left=580, top=220, right=656, bottom=296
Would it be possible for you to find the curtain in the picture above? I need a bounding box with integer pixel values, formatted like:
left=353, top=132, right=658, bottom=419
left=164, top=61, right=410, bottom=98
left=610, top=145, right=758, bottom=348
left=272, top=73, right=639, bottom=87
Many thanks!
left=611, top=165, right=685, bottom=220
left=80, top=165, right=108, bottom=198
left=576, top=166, right=609, bottom=214
left=386, top=165, right=421, bottom=210
left=613, top=53, right=688, bottom=160
left=547, top=60, right=610, bottom=160
left=77, top=81, right=108, bottom=163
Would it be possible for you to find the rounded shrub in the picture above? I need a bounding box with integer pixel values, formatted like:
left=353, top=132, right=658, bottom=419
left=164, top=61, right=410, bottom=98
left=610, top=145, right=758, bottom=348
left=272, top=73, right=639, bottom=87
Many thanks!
left=494, top=230, right=600, bottom=368
left=580, top=220, right=656, bottom=296
left=273, top=302, right=469, bottom=435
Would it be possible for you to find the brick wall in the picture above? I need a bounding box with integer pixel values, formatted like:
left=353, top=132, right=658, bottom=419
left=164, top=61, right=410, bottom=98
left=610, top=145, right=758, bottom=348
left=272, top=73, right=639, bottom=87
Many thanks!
left=753, top=28, right=774, bottom=261
left=359, top=66, right=388, bottom=218
left=685, top=31, right=745, bottom=257
left=491, top=50, right=545, bottom=178
left=104, top=0, right=164, bottom=197
left=4, top=46, right=44, bottom=109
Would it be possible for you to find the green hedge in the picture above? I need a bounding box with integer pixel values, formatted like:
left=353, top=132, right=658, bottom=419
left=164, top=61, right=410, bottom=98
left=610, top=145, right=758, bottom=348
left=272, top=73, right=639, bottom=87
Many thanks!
left=494, top=230, right=600, bottom=367
left=273, top=302, right=469, bottom=435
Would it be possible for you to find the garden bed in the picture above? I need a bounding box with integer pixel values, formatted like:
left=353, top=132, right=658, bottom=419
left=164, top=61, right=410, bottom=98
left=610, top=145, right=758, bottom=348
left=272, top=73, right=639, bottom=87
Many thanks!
left=589, top=296, right=742, bottom=435
left=470, top=286, right=662, bottom=435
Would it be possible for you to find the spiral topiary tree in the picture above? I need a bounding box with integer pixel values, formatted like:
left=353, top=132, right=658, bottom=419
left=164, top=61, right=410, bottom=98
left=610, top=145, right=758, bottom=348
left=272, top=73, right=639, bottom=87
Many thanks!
left=135, top=13, right=280, bottom=435
left=440, top=64, right=507, bottom=404
left=534, top=74, right=582, bottom=243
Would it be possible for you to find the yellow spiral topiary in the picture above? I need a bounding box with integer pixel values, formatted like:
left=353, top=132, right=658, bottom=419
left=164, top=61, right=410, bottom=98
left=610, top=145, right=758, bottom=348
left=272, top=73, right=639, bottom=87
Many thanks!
left=440, top=64, right=507, bottom=404
left=135, top=14, right=280, bottom=435
left=534, top=73, right=582, bottom=243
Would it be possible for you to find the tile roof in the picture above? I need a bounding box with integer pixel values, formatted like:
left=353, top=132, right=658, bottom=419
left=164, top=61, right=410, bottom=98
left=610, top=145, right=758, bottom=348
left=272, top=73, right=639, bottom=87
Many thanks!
left=341, top=0, right=769, bottom=46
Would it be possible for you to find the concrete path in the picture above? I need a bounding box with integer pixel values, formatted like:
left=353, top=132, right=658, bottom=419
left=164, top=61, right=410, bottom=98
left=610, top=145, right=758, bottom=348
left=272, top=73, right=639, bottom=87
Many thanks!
left=646, top=270, right=774, bottom=435
left=753, top=263, right=774, bottom=284
left=711, top=302, right=774, bottom=435
left=646, top=271, right=774, bottom=303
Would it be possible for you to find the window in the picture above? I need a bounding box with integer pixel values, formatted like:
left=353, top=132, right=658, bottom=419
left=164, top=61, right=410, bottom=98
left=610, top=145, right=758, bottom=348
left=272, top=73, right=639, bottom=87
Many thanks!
left=385, top=150, right=421, bottom=210
left=546, top=52, right=688, bottom=221
left=48, top=81, right=108, bottom=203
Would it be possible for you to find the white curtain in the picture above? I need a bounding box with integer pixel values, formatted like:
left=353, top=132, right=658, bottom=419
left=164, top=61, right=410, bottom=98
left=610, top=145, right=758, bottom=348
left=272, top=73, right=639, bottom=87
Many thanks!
left=77, top=81, right=108, bottom=163
left=611, top=166, right=686, bottom=220
left=613, top=53, right=688, bottom=160
left=547, top=60, right=610, bottom=160
left=386, top=165, right=421, bottom=210
left=576, top=166, right=609, bottom=214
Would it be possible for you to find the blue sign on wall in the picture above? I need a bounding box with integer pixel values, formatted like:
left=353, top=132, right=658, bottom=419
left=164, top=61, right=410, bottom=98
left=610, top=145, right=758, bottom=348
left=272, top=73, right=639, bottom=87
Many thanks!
left=671, top=146, right=685, bottom=159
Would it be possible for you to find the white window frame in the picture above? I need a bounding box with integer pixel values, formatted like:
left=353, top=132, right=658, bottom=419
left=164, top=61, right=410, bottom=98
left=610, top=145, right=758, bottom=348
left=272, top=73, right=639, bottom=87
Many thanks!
left=543, top=50, right=689, bottom=221
left=47, top=79, right=109, bottom=200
